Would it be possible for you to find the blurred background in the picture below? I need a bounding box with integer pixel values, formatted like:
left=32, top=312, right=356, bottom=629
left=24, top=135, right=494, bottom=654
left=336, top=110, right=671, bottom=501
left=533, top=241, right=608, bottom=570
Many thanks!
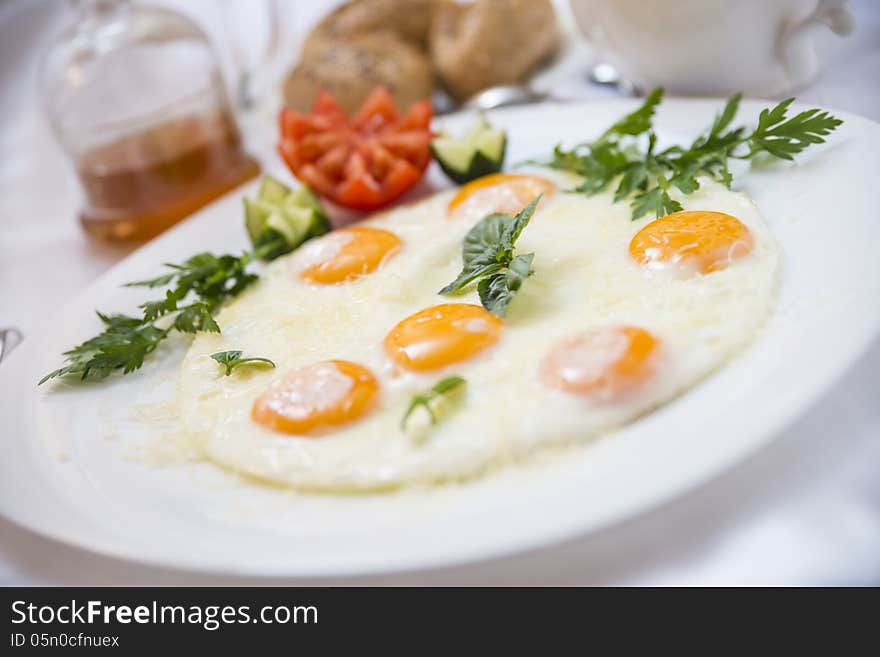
left=0, top=0, right=878, bottom=585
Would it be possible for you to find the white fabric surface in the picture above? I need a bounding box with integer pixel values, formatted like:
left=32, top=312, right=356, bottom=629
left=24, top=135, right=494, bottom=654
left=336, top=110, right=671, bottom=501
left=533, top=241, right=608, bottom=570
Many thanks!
left=0, top=0, right=877, bottom=585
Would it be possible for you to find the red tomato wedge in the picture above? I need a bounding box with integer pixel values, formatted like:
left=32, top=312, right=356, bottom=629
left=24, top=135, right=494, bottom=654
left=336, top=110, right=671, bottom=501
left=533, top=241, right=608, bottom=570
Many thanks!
left=279, top=87, right=433, bottom=211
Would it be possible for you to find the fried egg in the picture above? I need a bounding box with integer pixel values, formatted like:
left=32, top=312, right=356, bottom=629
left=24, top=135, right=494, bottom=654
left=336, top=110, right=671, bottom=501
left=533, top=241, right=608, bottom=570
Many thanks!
left=176, top=173, right=778, bottom=491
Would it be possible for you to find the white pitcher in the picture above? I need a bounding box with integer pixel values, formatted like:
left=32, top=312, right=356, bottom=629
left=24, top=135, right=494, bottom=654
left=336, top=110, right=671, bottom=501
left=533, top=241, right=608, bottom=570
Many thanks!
left=569, top=0, right=855, bottom=96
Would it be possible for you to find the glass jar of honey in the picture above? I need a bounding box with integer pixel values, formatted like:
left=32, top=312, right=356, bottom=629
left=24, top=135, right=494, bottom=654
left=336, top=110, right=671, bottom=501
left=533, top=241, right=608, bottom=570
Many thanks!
left=40, top=0, right=260, bottom=241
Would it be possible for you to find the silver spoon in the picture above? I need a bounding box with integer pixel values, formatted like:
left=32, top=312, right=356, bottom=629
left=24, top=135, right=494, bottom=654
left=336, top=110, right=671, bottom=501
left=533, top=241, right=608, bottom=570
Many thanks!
left=461, top=84, right=550, bottom=112
left=588, top=62, right=641, bottom=97
left=0, top=328, right=23, bottom=364
left=458, top=68, right=641, bottom=114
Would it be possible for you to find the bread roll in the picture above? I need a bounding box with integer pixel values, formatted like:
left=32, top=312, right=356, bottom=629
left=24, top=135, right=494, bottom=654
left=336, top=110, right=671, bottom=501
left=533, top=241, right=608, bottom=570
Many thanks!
left=283, top=31, right=433, bottom=114
left=430, top=0, right=559, bottom=101
left=302, top=0, right=433, bottom=55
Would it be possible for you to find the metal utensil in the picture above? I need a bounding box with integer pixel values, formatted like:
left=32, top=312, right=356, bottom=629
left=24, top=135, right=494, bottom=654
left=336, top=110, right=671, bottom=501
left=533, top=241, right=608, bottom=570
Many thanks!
left=0, top=328, right=23, bottom=364
left=461, top=84, right=550, bottom=112
left=588, top=62, right=642, bottom=97
left=453, top=69, right=642, bottom=115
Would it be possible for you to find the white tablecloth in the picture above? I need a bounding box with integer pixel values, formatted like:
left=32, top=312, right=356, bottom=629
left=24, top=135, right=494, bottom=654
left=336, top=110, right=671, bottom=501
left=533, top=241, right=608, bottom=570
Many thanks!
left=0, top=0, right=878, bottom=585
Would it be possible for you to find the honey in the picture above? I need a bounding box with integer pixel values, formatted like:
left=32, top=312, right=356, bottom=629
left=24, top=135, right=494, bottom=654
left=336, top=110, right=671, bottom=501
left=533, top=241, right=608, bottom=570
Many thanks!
left=76, top=109, right=259, bottom=241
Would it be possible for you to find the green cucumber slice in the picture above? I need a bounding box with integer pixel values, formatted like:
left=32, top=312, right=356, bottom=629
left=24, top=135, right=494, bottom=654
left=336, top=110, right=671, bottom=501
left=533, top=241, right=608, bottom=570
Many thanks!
left=245, top=177, right=331, bottom=261
left=475, top=128, right=505, bottom=160
left=431, top=116, right=507, bottom=185
left=283, top=188, right=331, bottom=237
left=265, top=209, right=301, bottom=245
left=286, top=185, right=323, bottom=213
left=258, top=176, right=292, bottom=205
left=431, top=137, right=474, bottom=173
left=244, top=197, right=275, bottom=244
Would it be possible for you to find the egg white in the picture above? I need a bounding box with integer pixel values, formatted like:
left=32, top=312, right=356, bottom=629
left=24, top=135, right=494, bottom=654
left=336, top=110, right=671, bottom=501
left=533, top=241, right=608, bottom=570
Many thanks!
left=175, top=174, right=779, bottom=491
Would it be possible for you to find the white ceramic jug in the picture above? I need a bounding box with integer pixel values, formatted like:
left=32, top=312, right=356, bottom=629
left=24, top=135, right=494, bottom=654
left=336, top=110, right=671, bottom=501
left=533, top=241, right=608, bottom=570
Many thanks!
left=570, top=0, right=855, bottom=96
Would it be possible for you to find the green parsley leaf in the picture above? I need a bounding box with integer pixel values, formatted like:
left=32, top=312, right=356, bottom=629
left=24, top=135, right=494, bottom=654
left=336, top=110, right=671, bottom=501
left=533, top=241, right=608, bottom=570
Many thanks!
left=709, top=93, right=742, bottom=138
left=210, top=350, right=276, bottom=376
left=597, top=87, right=664, bottom=142
left=140, top=289, right=182, bottom=322
left=401, top=376, right=467, bottom=432
left=42, top=250, right=257, bottom=384
left=532, top=89, right=842, bottom=220
left=613, top=160, right=650, bottom=202
left=123, top=272, right=176, bottom=289
left=42, top=178, right=331, bottom=386
left=94, top=312, right=145, bottom=329
left=39, top=314, right=169, bottom=384
left=746, top=99, right=843, bottom=160
left=172, top=302, right=220, bottom=334
left=126, top=251, right=258, bottom=312
left=631, top=183, right=682, bottom=220
left=537, top=90, right=663, bottom=199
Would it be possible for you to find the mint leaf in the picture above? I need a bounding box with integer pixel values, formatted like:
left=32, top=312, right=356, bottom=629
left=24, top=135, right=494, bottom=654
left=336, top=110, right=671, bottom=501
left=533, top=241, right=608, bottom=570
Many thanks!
left=477, top=252, right=534, bottom=317
left=461, top=213, right=507, bottom=265
left=439, top=197, right=540, bottom=316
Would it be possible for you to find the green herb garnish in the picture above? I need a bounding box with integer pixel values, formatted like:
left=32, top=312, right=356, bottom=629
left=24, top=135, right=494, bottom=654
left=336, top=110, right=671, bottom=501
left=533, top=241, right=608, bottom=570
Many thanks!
left=126, top=251, right=260, bottom=315
left=38, top=313, right=171, bottom=384
left=439, top=196, right=540, bottom=317
left=38, top=251, right=255, bottom=385
left=534, top=89, right=842, bottom=220
left=401, top=376, right=467, bottom=432
left=210, top=350, right=276, bottom=376
left=40, top=178, right=328, bottom=385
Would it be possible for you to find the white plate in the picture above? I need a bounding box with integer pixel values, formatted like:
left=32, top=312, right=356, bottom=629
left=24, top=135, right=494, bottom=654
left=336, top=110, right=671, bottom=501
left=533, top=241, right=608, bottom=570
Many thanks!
left=1, top=99, right=878, bottom=578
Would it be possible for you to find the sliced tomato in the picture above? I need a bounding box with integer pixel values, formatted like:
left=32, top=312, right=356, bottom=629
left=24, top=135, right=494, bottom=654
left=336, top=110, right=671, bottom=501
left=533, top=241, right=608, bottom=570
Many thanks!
left=278, top=86, right=433, bottom=211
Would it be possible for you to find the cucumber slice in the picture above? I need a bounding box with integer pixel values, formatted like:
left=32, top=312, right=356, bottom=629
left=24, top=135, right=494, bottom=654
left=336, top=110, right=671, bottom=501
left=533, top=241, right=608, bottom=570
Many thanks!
left=286, top=185, right=323, bottom=214
left=244, top=197, right=275, bottom=244
left=258, top=176, right=292, bottom=205
left=245, top=178, right=331, bottom=261
left=466, top=115, right=494, bottom=141
left=265, top=209, right=301, bottom=245
left=431, top=138, right=473, bottom=174
left=475, top=128, right=505, bottom=160
left=431, top=116, right=507, bottom=185
left=283, top=189, right=331, bottom=238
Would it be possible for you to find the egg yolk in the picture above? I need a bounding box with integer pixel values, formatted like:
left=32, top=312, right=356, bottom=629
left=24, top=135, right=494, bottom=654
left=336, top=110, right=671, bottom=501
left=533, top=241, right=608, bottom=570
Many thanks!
left=300, top=226, right=401, bottom=284
left=541, top=326, right=659, bottom=399
left=251, top=360, right=378, bottom=435
left=629, top=210, right=754, bottom=276
left=384, top=303, right=503, bottom=371
left=448, top=173, right=555, bottom=222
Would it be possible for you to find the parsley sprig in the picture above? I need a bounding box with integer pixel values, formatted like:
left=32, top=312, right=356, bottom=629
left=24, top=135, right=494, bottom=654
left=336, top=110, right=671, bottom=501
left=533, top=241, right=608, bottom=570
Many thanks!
left=38, top=313, right=172, bottom=384
left=40, top=177, right=333, bottom=386
left=439, top=196, right=540, bottom=317
left=38, top=250, right=262, bottom=384
left=535, top=89, right=842, bottom=220
left=38, top=240, right=290, bottom=385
